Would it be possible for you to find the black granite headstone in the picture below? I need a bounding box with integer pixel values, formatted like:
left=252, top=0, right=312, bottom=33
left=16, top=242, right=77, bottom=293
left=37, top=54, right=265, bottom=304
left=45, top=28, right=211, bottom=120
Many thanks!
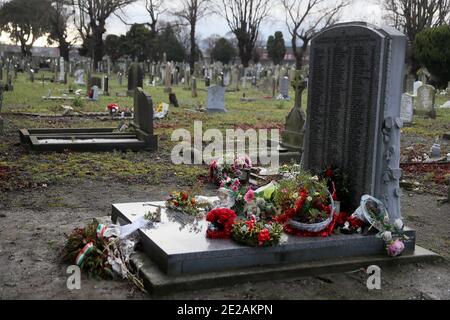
left=133, top=88, right=154, bottom=134
left=302, top=22, right=406, bottom=220
left=128, top=63, right=144, bottom=96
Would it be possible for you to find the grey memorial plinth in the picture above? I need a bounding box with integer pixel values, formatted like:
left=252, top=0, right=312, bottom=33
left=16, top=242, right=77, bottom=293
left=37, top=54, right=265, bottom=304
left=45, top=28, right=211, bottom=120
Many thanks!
left=302, top=22, right=406, bottom=221
left=112, top=200, right=416, bottom=276
left=206, top=85, right=227, bottom=113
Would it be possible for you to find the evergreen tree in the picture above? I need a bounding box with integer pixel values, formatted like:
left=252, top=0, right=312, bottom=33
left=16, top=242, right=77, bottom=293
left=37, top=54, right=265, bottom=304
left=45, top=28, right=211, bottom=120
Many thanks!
left=266, top=31, right=286, bottom=65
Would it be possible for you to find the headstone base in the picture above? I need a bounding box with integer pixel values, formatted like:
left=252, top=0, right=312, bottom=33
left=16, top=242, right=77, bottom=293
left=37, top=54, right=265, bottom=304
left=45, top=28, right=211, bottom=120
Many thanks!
left=130, top=245, right=439, bottom=295
left=112, top=201, right=417, bottom=277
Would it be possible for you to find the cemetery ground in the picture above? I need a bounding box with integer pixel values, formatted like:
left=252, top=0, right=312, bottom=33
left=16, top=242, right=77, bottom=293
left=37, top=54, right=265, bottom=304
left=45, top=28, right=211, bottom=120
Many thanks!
left=0, top=72, right=449, bottom=300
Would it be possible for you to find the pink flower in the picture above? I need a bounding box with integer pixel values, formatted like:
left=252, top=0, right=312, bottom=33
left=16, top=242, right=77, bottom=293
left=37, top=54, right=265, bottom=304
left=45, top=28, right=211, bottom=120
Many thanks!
left=209, top=160, right=218, bottom=170
left=231, top=185, right=239, bottom=192
left=387, top=240, right=405, bottom=257
left=244, top=189, right=255, bottom=203
left=282, top=188, right=288, bottom=193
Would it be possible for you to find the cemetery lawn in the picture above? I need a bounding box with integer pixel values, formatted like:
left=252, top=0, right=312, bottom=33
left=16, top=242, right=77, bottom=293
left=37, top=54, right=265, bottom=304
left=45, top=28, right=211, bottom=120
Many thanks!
left=0, top=73, right=449, bottom=299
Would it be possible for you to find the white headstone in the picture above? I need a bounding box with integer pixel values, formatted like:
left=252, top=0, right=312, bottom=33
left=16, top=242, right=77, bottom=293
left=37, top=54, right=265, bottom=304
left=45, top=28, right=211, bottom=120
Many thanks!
left=58, top=57, right=65, bottom=82
left=415, top=84, right=435, bottom=111
left=74, top=69, right=85, bottom=85
left=400, top=93, right=414, bottom=124
left=413, top=81, right=423, bottom=96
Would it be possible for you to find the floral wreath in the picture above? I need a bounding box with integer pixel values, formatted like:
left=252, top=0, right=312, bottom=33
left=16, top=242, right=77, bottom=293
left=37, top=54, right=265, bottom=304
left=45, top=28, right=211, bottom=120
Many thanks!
left=232, top=217, right=283, bottom=247
left=166, top=191, right=203, bottom=216
left=206, top=208, right=237, bottom=239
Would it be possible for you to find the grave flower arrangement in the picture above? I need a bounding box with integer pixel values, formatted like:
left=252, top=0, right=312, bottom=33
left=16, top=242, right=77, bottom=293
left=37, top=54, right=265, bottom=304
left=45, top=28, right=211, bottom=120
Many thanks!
left=231, top=217, right=283, bottom=247
left=61, top=219, right=145, bottom=291
left=219, top=177, right=248, bottom=215
left=352, top=195, right=407, bottom=257
left=206, top=208, right=237, bottom=239
left=166, top=191, right=207, bottom=216
left=208, top=156, right=253, bottom=186
left=274, top=173, right=336, bottom=235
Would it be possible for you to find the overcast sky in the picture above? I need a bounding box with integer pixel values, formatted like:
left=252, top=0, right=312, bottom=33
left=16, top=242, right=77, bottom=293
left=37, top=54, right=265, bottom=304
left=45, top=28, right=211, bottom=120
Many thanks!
left=0, top=0, right=385, bottom=47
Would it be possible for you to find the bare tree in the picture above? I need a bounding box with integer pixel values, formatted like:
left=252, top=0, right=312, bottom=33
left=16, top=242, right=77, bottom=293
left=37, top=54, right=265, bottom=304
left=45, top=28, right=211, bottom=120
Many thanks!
left=383, top=0, right=450, bottom=72
left=281, top=0, right=349, bottom=70
left=173, top=0, right=210, bottom=73
left=220, top=0, right=270, bottom=68
left=48, top=0, right=74, bottom=62
left=383, top=0, right=450, bottom=40
left=72, top=0, right=136, bottom=69
left=144, top=0, right=166, bottom=33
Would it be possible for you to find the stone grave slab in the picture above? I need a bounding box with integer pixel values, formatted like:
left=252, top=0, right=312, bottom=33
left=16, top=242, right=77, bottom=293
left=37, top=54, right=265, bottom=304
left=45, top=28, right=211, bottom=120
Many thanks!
left=19, top=88, right=157, bottom=152
left=112, top=199, right=416, bottom=277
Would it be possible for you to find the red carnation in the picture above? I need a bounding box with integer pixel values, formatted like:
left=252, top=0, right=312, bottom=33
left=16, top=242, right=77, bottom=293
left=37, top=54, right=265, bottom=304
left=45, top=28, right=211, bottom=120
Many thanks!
left=258, top=229, right=271, bottom=246
left=206, top=208, right=237, bottom=239
left=180, top=192, right=188, bottom=201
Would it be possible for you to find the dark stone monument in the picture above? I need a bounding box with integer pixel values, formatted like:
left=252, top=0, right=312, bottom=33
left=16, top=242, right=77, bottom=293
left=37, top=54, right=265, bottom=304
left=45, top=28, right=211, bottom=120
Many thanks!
left=169, top=93, right=179, bottom=108
left=90, top=76, right=102, bottom=88
left=0, top=85, right=3, bottom=135
left=205, top=77, right=210, bottom=87
left=103, top=75, right=109, bottom=96
left=302, top=22, right=406, bottom=221
left=128, top=63, right=144, bottom=96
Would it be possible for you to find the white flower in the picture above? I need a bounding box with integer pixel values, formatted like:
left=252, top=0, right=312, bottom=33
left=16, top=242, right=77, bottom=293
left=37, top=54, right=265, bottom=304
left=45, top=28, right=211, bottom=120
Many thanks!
left=384, top=215, right=390, bottom=223
left=394, top=219, right=404, bottom=230
left=307, top=196, right=313, bottom=202
left=311, top=175, right=319, bottom=181
left=381, top=231, right=393, bottom=242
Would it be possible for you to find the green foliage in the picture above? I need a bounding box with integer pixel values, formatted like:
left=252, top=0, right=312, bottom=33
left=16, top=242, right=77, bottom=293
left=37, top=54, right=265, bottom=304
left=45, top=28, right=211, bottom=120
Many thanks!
left=0, top=0, right=52, bottom=56
left=104, top=34, right=127, bottom=63
left=72, top=95, right=85, bottom=108
left=232, top=220, right=283, bottom=247
left=414, top=25, right=450, bottom=86
left=158, top=24, right=186, bottom=62
left=266, top=31, right=286, bottom=65
left=122, top=24, right=153, bottom=62
left=211, top=38, right=236, bottom=64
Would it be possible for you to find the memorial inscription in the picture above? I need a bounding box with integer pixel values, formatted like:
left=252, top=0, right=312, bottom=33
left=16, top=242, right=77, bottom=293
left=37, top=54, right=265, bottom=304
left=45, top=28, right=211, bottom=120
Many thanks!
left=302, top=23, right=406, bottom=220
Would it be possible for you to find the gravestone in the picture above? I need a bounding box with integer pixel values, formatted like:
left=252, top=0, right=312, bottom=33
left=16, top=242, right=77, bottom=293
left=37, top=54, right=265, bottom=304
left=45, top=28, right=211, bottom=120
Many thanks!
left=415, top=84, right=436, bottom=118
left=302, top=22, right=406, bottom=220
left=90, top=76, right=102, bottom=88
left=281, top=70, right=306, bottom=152
left=90, top=86, right=99, bottom=101
left=0, top=85, right=3, bottom=134
left=206, top=85, right=226, bottom=113
left=191, top=77, right=198, bottom=98
left=400, top=93, right=414, bottom=124
left=127, top=63, right=144, bottom=96
left=74, top=69, right=85, bottom=85
left=133, top=88, right=155, bottom=135
left=417, top=68, right=430, bottom=83
left=58, top=57, right=65, bottom=82
left=164, top=62, right=172, bottom=88
left=279, top=76, right=290, bottom=99
left=118, top=71, right=123, bottom=86
left=413, top=81, right=422, bottom=96
left=103, top=76, right=109, bottom=96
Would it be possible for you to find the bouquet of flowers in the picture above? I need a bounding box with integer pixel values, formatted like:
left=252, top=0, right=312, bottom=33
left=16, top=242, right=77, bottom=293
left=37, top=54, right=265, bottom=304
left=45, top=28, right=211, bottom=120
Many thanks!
left=206, top=208, right=237, bottom=239
left=243, top=189, right=278, bottom=221
left=352, top=195, right=407, bottom=257
left=274, top=173, right=335, bottom=234
left=209, top=160, right=237, bottom=185
left=232, top=217, right=283, bottom=247
left=166, top=191, right=205, bottom=216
